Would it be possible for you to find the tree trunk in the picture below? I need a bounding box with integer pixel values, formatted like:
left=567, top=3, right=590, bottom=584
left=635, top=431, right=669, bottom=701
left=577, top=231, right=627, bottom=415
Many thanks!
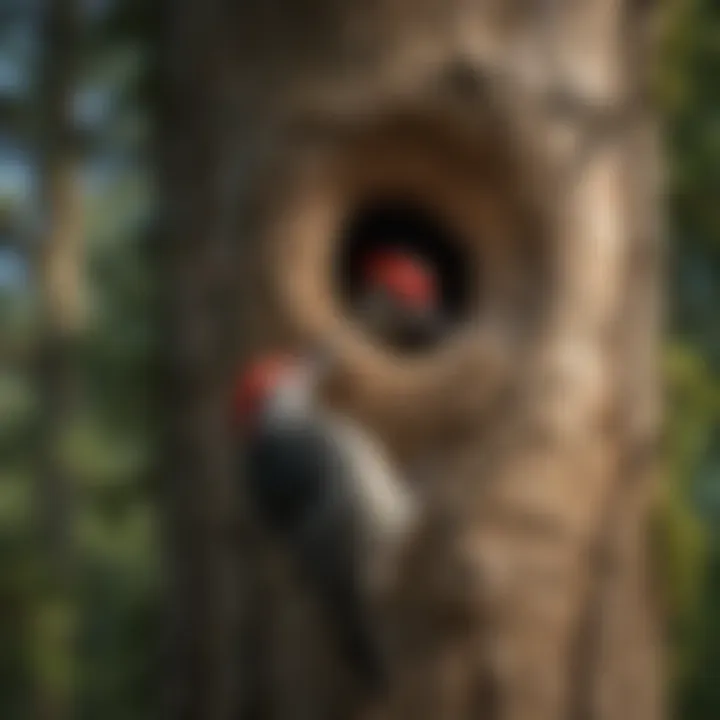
left=155, top=3, right=251, bottom=719
left=33, top=1, right=84, bottom=719
left=158, top=2, right=665, bottom=719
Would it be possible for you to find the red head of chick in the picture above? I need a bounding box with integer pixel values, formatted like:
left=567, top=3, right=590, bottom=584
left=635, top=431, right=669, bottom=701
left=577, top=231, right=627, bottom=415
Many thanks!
left=358, top=249, right=444, bottom=350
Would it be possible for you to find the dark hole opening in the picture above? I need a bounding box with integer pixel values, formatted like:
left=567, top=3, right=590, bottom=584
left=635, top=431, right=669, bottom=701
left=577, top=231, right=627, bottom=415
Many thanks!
left=334, top=198, right=474, bottom=352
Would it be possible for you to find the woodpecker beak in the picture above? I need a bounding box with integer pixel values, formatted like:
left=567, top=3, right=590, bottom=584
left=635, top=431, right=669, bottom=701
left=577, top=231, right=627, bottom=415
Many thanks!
left=304, top=340, right=336, bottom=383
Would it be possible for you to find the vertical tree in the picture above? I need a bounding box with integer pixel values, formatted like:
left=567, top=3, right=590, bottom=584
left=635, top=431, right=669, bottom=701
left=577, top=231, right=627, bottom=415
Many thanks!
left=33, top=0, right=83, bottom=718
left=158, top=2, right=665, bottom=719
left=155, top=2, right=246, bottom=719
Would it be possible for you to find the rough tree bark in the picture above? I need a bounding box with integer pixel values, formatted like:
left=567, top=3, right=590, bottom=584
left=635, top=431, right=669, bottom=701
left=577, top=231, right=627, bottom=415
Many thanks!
left=155, top=2, right=251, bottom=719
left=158, top=2, right=665, bottom=720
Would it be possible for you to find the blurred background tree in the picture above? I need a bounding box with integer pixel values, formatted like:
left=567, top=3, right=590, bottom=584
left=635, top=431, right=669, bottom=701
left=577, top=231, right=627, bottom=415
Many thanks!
left=0, top=0, right=717, bottom=718
left=1, top=1, right=159, bottom=718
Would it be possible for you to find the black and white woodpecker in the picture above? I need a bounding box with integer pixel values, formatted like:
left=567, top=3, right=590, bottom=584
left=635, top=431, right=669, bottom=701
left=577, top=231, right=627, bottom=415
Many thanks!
left=355, top=248, right=445, bottom=352
left=232, top=349, right=419, bottom=690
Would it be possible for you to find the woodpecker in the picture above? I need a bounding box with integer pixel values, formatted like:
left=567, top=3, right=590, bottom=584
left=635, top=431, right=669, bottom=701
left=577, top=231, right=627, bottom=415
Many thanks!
left=357, top=248, right=445, bottom=351
left=233, top=350, right=418, bottom=690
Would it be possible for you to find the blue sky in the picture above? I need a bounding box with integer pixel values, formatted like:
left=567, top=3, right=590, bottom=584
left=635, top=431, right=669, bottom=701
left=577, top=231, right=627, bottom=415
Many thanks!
left=0, top=246, right=27, bottom=290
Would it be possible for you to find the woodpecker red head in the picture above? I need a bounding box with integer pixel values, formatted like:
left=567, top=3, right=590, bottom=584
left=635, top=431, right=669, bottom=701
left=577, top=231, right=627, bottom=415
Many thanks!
left=232, top=348, right=332, bottom=429
left=361, top=249, right=438, bottom=311
left=232, top=353, right=295, bottom=428
left=357, top=249, right=444, bottom=350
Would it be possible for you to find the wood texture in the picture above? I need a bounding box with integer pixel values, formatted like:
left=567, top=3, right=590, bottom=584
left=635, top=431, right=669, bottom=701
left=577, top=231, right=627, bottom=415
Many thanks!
left=158, top=1, right=665, bottom=718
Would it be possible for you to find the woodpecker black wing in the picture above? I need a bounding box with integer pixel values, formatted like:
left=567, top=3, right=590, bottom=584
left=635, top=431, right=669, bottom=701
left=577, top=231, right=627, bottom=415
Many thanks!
left=399, top=306, right=447, bottom=350
left=356, top=290, right=446, bottom=352
left=298, top=489, right=388, bottom=691
left=243, top=416, right=388, bottom=690
left=244, top=417, right=353, bottom=532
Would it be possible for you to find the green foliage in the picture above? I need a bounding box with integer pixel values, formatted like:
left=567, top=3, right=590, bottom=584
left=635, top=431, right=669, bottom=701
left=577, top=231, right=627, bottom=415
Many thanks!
left=680, top=550, right=720, bottom=720
left=0, top=2, right=160, bottom=717
left=659, top=345, right=718, bottom=690
left=29, top=594, right=77, bottom=709
left=660, top=1, right=720, bottom=718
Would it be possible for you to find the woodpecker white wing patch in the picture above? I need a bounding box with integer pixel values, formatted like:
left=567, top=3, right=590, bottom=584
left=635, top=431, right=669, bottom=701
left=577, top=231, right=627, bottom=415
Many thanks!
left=319, top=412, right=420, bottom=593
